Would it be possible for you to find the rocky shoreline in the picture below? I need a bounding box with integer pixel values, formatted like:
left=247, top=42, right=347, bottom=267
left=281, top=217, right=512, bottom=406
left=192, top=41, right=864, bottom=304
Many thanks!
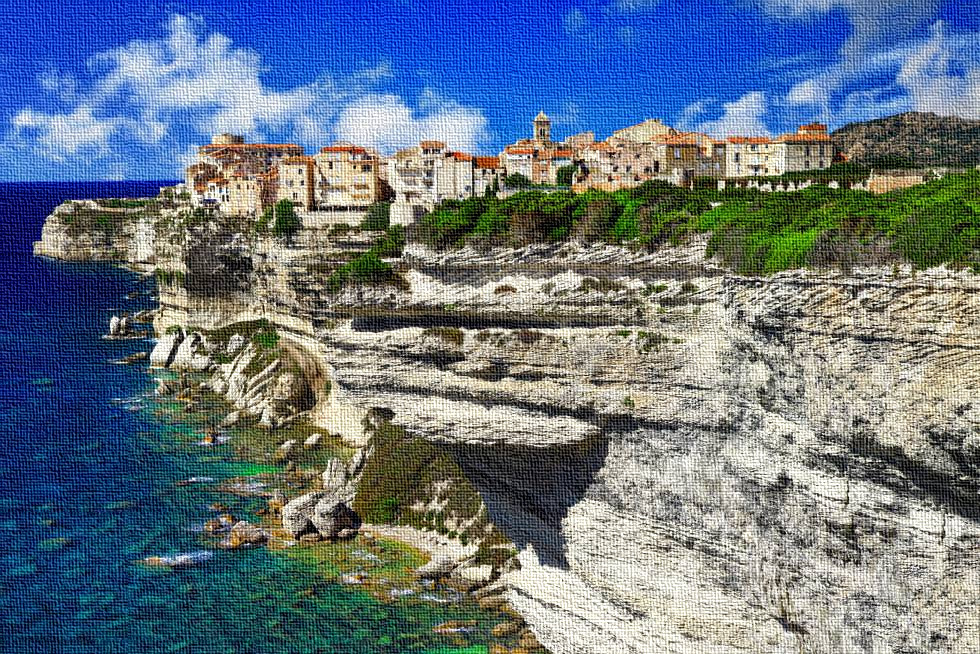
left=136, top=321, right=543, bottom=652
left=35, top=193, right=980, bottom=654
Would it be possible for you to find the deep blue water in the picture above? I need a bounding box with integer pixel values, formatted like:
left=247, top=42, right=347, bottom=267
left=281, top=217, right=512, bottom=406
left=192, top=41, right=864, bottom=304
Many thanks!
left=0, top=182, right=494, bottom=654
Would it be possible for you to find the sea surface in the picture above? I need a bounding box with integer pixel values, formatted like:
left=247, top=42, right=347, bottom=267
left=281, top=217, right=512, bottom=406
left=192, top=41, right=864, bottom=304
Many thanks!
left=0, top=181, right=494, bottom=653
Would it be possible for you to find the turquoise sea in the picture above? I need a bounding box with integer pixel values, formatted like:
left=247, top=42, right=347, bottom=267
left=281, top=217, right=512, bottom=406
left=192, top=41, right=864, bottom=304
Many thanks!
left=0, top=182, right=497, bottom=653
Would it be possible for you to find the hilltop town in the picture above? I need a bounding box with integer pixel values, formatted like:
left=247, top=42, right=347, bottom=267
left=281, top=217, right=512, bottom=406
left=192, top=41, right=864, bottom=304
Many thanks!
left=182, top=113, right=839, bottom=226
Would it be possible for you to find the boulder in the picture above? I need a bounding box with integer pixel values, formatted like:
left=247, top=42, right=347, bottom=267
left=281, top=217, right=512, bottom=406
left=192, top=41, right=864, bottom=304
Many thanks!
left=491, top=621, right=521, bottom=638
left=321, top=458, right=347, bottom=491
left=415, top=554, right=457, bottom=580
left=281, top=491, right=327, bottom=538
left=458, top=564, right=494, bottom=585
left=309, top=495, right=360, bottom=540
left=109, top=315, right=121, bottom=336
left=220, top=410, right=240, bottom=427
left=226, top=333, right=245, bottom=355
left=149, top=331, right=183, bottom=368
left=220, top=521, right=268, bottom=549
left=171, top=333, right=212, bottom=371
left=277, top=440, right=298, bottom=459
left=304, top=433, right=323, bottom=448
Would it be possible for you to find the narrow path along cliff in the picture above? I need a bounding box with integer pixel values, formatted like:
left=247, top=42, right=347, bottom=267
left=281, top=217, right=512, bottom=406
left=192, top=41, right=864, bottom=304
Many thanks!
left=34, top=183, right=980, bottom=654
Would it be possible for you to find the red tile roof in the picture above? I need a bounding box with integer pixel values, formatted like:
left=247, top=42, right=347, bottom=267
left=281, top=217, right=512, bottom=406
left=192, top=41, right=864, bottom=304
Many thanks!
left=776, top=133, right=833, bottom=143
left=451, top=152, right=474, bottom=161
left=320, top=145, right=368, bottom=154
left=420, top=140, right=445, bottom=149
left=728, top=136, right=772, bottom=144
left=201, top=143, right=303, bottom=151
left=475, top=156, right=501, bottom=169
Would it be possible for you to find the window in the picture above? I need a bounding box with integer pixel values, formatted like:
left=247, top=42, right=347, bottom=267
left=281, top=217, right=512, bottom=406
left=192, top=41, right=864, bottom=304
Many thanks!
left=674, top=148, right=681, bottom=159
left=734, top=153, right=740, bottom=163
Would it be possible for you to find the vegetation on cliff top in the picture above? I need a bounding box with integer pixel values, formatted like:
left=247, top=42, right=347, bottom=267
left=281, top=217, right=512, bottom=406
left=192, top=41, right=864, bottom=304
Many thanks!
left=412, top=169, right=980, bottom=275
left=325, top=225, right=406, bottom=293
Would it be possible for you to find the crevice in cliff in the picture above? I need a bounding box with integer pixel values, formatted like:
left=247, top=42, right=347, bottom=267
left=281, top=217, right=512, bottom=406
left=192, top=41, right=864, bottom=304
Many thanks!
left=440, top=434, right=610, bottom=569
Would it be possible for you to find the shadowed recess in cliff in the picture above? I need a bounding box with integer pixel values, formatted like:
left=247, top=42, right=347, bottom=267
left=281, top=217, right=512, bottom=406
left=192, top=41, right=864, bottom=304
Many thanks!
left=441, top=434, right=610, bottom=569
left=183, top=226, right=253, bottom=297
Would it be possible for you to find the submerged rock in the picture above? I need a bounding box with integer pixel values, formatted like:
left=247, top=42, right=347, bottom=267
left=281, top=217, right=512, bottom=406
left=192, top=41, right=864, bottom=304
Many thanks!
left=139, top=551, right=213, bottom=569
left=415, top=554, right=457, bottom=580
left=219, top=521, right=268, bottom=549
left=432, top=620, right=477, bottom=635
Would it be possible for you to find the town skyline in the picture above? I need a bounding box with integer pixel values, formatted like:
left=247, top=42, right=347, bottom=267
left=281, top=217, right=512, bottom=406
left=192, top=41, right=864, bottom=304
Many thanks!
left=0, top=0, right=976, bottom=181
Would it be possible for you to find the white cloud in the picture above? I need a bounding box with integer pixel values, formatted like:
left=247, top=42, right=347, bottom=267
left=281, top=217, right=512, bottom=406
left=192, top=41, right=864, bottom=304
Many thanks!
left=564, top=8, right=588, bottom=35
left=896, top=23, right=980, bottom=119
left=753, top=1, right=980, bottom=126
left=690, top=92, right=771, bottom=137
left=12, top=105, right=118, bottom=160
left=334, top=92, right=488, bottom=153
left=614, top=0, right=659, bottom=11
left=751, top=0, right=941, bottom=52
left=6, top=14, right=486, bottom=178
left=675, top=100, right=712, bottom=130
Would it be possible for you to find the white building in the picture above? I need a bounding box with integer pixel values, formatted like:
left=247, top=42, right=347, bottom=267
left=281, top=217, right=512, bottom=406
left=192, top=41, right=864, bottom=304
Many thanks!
left=388, top=141, right=478, bottom=226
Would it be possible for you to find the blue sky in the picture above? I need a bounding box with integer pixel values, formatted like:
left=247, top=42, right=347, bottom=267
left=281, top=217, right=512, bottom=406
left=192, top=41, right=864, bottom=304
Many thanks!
left=1, top=0, right=978, bottom=180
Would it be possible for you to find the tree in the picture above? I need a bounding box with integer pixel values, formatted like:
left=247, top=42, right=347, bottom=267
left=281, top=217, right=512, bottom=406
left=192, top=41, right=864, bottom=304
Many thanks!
left=361, top=201, right=391, bottom=230
left=556, top=164, right=577, bottom=187
left=504, top=173, right=531, bottom=189
left=271, top=200, right=301, bottom=240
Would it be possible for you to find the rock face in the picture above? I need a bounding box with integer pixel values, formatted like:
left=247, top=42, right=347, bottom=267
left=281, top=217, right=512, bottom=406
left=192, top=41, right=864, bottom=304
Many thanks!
left=33, top=200, right=159, bottom=263
left=36, top=195, right=980, bottom=653
left=308, top=244, right=980, bottom=654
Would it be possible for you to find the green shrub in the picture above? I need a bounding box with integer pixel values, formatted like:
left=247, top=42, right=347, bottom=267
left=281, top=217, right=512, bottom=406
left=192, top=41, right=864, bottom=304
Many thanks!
left=271, top=200, right=301, bottom=240
left=252, top=325, right=279, bottom=349
left=361, top=202, right=391, bottom=231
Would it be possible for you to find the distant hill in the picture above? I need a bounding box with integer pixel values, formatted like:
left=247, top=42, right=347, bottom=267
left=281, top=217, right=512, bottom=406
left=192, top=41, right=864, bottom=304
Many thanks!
left=832, top=112, right=980, bottom=168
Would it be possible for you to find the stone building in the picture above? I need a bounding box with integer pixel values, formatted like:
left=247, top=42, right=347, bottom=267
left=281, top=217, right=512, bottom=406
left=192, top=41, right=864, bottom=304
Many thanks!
left=313, top=144, right=380, bottom=210
left=277, top=156, right=315, bottom=210
left=726, top=124, right=833, bottom=178
left=387, top=141, right=477, bottom=226
left=611, top=118, right=677, bottom=143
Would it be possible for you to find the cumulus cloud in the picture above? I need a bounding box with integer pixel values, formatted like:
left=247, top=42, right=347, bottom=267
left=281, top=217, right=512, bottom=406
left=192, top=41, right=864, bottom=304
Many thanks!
left=564, top=8, right=588, bottom=35
left=684, top=92, right=772, bottom=138
left=755, top=1, right=980, bottom=125
left=6, top=13, right=487, bottom=178
left=334, top=92, right=488, bottom=153
left=751, top=0, right=941, bottom=52
left=897, top=23, right=980, bottom=119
